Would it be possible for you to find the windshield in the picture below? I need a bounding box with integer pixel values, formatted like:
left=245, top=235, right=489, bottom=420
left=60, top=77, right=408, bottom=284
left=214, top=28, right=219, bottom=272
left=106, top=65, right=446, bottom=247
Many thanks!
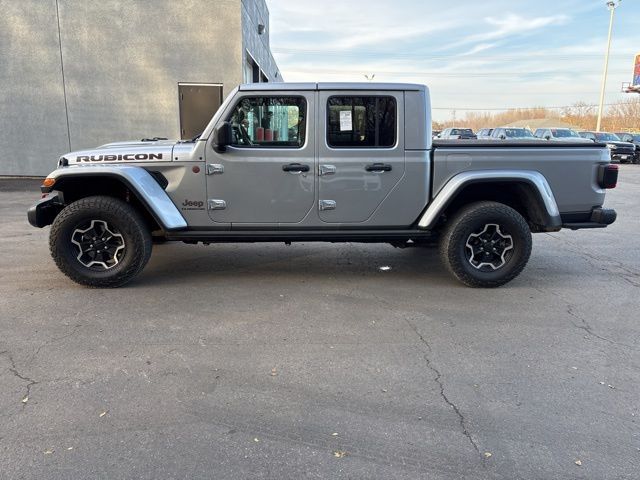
left=595, top=132, right=621, bottom=141
left=451, top=129, right=473, bottom=135
left=505, top=128, right=535, bottom=138
left=551, top=129, right=580, bottom=138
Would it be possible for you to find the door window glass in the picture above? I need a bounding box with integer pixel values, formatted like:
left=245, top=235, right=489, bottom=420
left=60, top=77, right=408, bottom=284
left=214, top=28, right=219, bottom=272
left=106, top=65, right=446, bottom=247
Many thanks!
left=327, top=96, right=396, bottom=148
left=228, top=96, right=306, bottom=148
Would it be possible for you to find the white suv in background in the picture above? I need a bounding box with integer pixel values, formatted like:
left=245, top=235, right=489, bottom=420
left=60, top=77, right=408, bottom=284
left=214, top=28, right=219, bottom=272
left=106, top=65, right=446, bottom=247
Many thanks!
left=534, top=128, right=592, bottom=142
left=438, top=128, right=477, bottom=140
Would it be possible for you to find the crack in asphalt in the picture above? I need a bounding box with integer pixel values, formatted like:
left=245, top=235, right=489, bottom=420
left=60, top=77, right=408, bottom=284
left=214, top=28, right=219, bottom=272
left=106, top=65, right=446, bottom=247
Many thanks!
left=0, top=350, right=38, bottom=408
left=403, top=318, right=484, bottom=462
left=566, top=306, right=635, bottom=350
left=26, top=323, right=82, bottom=365
left=544, top=233, right=640, bottom=288
left=532, top=284, right=636, bottom=351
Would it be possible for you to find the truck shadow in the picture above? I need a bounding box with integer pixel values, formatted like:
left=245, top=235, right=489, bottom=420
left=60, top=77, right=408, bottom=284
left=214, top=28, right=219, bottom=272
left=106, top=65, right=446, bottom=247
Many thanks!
left=137, top=242, right=455, bottom=288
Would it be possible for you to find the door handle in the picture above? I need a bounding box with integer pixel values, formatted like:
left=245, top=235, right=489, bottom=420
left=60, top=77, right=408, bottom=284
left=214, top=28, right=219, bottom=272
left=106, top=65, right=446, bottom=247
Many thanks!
left=282, top=163, right=310, bottom=173
left=365, top=163, right=392, bottom=172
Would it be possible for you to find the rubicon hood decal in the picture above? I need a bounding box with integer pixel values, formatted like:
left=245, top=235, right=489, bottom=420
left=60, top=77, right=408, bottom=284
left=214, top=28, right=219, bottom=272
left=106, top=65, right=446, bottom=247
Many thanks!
left=68, top=141, right=176, bottom=164
left=76, top=153, right=164, bottom=162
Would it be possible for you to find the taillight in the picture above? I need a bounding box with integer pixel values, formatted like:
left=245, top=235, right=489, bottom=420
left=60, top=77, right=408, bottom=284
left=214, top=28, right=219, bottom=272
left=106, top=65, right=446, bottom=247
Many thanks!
left=598, top=164, right=618, bottom=189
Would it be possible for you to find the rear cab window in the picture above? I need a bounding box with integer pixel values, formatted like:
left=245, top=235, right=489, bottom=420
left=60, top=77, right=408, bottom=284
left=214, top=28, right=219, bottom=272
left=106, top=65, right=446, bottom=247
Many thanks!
left=326, top=96, right=396, bottom=148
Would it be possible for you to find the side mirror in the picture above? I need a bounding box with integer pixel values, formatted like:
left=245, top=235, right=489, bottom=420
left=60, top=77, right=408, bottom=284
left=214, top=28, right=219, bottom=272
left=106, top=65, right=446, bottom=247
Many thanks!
left=499, top=134, right=506, bottom=140
left=213, top=122, right=233, bottom=152
left=544, top=135, right=551, bottom=140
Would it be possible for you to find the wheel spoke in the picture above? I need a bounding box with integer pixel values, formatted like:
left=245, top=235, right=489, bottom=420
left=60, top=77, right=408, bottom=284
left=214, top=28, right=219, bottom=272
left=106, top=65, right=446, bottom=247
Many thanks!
left=71, top=220, right=125, bottom=271
left=465, top=223, right=514, bottom=271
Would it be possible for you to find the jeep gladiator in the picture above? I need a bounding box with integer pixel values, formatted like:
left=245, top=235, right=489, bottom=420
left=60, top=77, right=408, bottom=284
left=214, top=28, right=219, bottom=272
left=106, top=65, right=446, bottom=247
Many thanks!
left=28, top=82, right=618, bottom=288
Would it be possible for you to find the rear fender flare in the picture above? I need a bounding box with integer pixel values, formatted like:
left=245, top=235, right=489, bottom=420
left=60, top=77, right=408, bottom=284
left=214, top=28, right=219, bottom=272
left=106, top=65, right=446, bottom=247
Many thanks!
left=418, top=170, right=561, bottom=230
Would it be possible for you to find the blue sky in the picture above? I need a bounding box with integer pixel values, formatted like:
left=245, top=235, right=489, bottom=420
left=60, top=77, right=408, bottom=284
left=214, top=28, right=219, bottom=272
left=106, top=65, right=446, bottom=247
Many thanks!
left=267, top=0, right=639, bottom=121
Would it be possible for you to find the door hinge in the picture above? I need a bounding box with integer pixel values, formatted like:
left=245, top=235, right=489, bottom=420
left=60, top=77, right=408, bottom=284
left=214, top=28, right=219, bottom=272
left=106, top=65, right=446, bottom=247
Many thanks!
left=319, top=200, right=337, bottom=211
left=208, top=199, right=227, bottom=210
left=319, top=164, right=336, bottom=176
left=206, top=164, right=224, bottom=175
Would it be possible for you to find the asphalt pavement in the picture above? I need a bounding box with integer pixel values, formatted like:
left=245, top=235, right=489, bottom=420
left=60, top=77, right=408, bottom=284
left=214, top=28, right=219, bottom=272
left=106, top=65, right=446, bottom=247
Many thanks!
left=1, top=167, right=639, bottom=479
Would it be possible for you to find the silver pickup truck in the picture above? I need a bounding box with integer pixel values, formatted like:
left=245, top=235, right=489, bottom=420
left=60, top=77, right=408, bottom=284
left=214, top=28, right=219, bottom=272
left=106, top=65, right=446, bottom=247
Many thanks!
left=28, top=82, right=618, bottom=288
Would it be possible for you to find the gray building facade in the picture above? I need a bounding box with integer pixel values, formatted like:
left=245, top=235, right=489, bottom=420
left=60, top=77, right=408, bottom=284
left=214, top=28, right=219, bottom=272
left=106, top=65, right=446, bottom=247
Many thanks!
left=0, top=0, right=281, bottom=176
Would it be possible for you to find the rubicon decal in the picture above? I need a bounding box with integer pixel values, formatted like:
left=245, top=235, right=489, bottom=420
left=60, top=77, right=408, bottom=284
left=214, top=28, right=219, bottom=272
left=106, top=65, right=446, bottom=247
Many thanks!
left=75, top=153, right=163, bottom=162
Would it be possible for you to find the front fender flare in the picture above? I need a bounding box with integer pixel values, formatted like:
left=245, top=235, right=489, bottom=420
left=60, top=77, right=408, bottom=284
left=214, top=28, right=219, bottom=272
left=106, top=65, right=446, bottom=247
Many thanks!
left=417, top=170, right=561, bottom=230
left=43, top=165, right=187, bottom=231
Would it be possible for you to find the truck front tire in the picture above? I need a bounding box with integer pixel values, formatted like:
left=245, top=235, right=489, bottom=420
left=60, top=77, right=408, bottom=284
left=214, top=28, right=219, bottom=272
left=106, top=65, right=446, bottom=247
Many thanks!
left=439, top=201, right=532, bottom=288
left=49, top=196, right=152, bottom=287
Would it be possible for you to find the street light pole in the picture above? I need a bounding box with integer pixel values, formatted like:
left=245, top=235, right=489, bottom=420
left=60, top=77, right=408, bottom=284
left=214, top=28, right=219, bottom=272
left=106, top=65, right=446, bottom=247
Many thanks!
left=596, top=0, right=621, bottom=131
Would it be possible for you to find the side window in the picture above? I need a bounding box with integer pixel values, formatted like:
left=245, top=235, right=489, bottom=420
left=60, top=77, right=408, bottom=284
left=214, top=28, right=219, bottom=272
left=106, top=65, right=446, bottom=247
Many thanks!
left=227, top=96, right=306, bottom=148
left=327, top=96, right=397, bottom=148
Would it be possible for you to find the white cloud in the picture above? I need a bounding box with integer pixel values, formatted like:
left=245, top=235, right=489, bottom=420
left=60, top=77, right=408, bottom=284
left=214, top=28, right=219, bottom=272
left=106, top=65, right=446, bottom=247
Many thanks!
left=266, top=0, right=638, bottom=121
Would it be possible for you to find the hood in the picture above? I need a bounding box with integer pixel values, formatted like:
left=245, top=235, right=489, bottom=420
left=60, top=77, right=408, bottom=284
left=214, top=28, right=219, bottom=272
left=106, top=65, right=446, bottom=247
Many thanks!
left=605, top=141, right=635, bottom=148
left=61, top=139, right=178, bottom=166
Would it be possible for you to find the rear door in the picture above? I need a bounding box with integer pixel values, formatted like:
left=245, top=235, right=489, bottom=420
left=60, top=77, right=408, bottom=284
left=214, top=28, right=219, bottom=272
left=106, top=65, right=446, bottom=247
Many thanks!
left=317, top=92, right=405, bottom=224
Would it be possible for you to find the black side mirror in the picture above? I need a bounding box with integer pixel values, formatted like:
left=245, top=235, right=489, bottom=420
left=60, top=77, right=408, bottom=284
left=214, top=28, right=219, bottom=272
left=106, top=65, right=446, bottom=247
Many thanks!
left=214, top=122, right=233, bottom=152
left=499, top=134, right=506, bottom=140
left=544, top=136, right=551, bottom=140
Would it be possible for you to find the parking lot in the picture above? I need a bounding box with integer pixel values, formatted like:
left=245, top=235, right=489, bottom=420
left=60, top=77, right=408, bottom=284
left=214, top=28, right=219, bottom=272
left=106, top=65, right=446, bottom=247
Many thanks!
left=1, top=167, right=639, bottom=480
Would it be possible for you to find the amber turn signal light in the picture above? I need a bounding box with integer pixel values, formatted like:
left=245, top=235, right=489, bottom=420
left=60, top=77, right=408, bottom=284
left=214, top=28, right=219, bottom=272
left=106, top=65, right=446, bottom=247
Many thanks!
left=42, top=178, right=56, bottom=188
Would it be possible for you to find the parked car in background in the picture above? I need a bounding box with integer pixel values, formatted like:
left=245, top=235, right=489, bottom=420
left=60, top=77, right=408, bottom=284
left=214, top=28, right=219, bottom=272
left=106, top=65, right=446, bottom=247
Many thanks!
left=579, top=131, right=636, bottom=164
left=615, top=133, right=640, bottom=164
left=439, top=128, right=477, bottom=139
left=476, top=128, right=494, bottom=139
left=534, top=128, right=592, bottom=143
left=490, top=127, right=539, bottom=140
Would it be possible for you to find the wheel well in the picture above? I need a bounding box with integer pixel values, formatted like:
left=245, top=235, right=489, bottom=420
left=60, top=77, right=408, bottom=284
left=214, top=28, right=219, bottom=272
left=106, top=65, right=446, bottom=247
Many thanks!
left=440, top=181, right=551, bottom=232
left=53, top=177, right=161, bottom=232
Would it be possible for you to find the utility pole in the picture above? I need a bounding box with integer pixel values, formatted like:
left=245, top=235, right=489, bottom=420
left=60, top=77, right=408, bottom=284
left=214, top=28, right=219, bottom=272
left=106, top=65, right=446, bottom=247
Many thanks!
left=596, top=0, right=622, bottom=131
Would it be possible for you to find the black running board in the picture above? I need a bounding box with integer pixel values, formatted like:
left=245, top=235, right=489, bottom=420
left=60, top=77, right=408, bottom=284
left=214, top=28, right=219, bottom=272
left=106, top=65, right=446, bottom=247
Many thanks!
left=165, top=229, right=434, bottom=244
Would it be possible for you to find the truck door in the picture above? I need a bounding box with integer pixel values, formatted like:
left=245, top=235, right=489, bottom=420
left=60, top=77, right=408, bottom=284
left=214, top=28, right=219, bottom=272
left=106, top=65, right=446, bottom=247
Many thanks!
left=205, top=93, right=315, bottom=225
left=317, top=92, right=405, bottom=224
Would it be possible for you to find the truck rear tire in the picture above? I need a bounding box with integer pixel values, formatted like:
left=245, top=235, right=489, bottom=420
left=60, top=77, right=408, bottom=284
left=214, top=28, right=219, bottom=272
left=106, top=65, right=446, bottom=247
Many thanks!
left=49, top=196, right=152, bottom=287
left=439, top=201, right=532, bottom=288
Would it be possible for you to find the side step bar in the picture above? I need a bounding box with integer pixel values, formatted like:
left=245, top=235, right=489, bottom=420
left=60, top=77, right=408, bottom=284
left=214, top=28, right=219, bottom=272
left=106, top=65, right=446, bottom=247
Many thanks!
left=165, top=229, right=434, bottom=244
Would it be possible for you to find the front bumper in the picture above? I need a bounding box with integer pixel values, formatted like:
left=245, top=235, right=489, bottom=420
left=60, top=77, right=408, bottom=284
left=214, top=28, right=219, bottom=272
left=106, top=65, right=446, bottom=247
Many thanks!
left=27, top=193, right=64, bottom=228
left=611, top=152, right=635, bottom=163
left=561, top=207, right=617, bottom=230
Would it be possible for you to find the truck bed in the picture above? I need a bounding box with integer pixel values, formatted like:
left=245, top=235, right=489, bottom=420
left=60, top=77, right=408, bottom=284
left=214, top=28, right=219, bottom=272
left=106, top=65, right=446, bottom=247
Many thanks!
left=433, top=140, right=604, bottom=148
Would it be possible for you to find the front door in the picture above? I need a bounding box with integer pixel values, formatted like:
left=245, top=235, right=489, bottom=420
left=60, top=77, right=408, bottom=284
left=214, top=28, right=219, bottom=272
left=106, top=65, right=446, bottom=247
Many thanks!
left=205, top=93, right=315, bottom=226
left=317, top=92, right=405, bottom=224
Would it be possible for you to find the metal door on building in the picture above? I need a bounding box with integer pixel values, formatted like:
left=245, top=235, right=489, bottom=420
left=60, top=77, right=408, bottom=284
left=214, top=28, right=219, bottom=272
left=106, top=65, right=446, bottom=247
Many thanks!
left=178, top=83, right=223, bottom=140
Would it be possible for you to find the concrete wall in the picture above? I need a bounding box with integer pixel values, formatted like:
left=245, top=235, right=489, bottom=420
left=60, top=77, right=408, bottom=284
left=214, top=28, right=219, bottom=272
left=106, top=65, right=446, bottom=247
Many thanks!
left=241, top=0, right=281, bottom=82
left=0, top=0, right=71, bottom=176
left=0, top=0, right=279, bottom=176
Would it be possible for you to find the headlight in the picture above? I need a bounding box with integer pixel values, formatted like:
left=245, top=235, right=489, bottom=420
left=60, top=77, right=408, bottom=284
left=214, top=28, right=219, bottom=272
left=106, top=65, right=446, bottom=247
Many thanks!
left=606, top=144, right=617, bottom=150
